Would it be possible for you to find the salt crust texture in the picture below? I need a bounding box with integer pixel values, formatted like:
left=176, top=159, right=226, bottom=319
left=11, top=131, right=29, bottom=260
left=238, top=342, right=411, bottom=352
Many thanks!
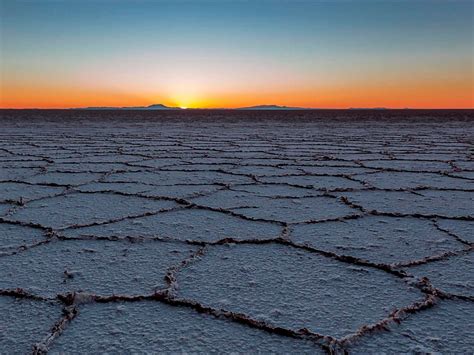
left=0, top=111, right=472, bottom=354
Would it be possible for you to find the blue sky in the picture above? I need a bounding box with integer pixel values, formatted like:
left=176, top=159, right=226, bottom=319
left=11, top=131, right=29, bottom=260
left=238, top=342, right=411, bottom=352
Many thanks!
left=1, top=0, right=473, bottom=108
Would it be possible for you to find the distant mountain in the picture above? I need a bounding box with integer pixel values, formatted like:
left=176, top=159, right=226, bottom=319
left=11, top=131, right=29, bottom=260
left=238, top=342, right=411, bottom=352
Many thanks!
left=237, top=105, right=309, bottom=110
left=74, top=104, right=181, bottom=110
left=347, top=107, right=389, bottom=110
left=146, top=104, right=180, bottom=110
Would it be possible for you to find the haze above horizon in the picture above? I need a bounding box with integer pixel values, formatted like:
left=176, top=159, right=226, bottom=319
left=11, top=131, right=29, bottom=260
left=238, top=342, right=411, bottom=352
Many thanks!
left=0, top=0, right=473, bottom=109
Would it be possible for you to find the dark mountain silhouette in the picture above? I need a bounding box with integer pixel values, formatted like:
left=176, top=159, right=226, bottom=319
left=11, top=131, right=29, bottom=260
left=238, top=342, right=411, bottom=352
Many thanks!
left=74, top=104, right=181, bottom=110
left=237, top=105, right=308, bottom=110
left=348, top=107, right=389, bottom=110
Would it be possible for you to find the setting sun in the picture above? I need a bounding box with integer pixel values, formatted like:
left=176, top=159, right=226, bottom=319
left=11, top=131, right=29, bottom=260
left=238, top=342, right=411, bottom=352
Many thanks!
left=1, top=1, right=472, bottom=109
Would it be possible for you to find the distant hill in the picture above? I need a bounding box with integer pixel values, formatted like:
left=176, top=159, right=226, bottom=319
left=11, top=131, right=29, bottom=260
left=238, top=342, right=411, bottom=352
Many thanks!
left=347, top=107, right=389, bottom=110
left=74, top=104, right=181, bottom=110
left=237, top=105, right=309, bottom=110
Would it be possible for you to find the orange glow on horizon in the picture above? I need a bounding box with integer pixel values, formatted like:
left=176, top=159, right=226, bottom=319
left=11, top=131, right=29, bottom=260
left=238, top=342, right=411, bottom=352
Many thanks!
left=1, top=73, right=473, bottom=109
left=2, top=1, right=473, bottom=110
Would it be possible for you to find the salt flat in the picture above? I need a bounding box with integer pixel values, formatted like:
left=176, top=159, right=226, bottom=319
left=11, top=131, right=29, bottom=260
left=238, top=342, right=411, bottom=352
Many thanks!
left=0, top=110, right=472, bottom=354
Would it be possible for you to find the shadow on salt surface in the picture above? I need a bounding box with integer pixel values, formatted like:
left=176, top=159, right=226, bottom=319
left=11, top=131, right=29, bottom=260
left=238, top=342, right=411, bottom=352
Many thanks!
left=0, top=223, right=45, bottom=251
left=348, top=299, right=474, bottom=353
left=0, top=297, right=62, bottom=353
left=176, top=243, right=424, bottom=339
left=50, top=301, right=322, bottom=354
left=403, top=252, right=473, bottom=297
left=340, top=190, right=474, bottom=218
left=7, top=192, right=178, bottom=229
left=63, top=208, right=281, bottom=242
left=191, top=189, right=359, bottom=223
left=0, top=239, right=196, bottom=297
left=290, top=216, right=465, bottom=265
left=0, top=182, right=64, bottom=202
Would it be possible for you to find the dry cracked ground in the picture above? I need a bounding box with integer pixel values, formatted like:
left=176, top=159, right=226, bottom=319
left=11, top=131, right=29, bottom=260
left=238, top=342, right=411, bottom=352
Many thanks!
left=0, top=110, right=473, bottom=354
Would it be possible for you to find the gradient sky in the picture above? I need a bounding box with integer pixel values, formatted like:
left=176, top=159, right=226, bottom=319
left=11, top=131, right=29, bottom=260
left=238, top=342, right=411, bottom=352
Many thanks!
left=1, top=0, right=473, bottom=109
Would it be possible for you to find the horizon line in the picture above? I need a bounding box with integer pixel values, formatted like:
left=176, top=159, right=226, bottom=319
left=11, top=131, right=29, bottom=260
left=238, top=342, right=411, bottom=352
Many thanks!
left=1, top=106, right=473, bottom=110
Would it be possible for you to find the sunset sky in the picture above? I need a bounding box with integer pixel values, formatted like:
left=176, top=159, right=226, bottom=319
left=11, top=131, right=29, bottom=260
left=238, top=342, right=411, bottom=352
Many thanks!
left=1, top=0, right=473, bottom=109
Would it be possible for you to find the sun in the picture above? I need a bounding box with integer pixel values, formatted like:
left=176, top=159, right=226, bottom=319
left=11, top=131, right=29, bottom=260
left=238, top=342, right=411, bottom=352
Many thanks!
left=180, top=106, right=187, bottom=109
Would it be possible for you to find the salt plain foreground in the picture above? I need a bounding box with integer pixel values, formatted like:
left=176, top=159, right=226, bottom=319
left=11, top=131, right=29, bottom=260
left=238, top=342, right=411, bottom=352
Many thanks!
left=0, top=110, right=473, bottom=354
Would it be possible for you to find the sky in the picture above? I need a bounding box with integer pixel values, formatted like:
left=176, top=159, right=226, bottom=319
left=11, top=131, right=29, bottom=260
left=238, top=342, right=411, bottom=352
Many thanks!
left=0, top=0, right=473, bottom=109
